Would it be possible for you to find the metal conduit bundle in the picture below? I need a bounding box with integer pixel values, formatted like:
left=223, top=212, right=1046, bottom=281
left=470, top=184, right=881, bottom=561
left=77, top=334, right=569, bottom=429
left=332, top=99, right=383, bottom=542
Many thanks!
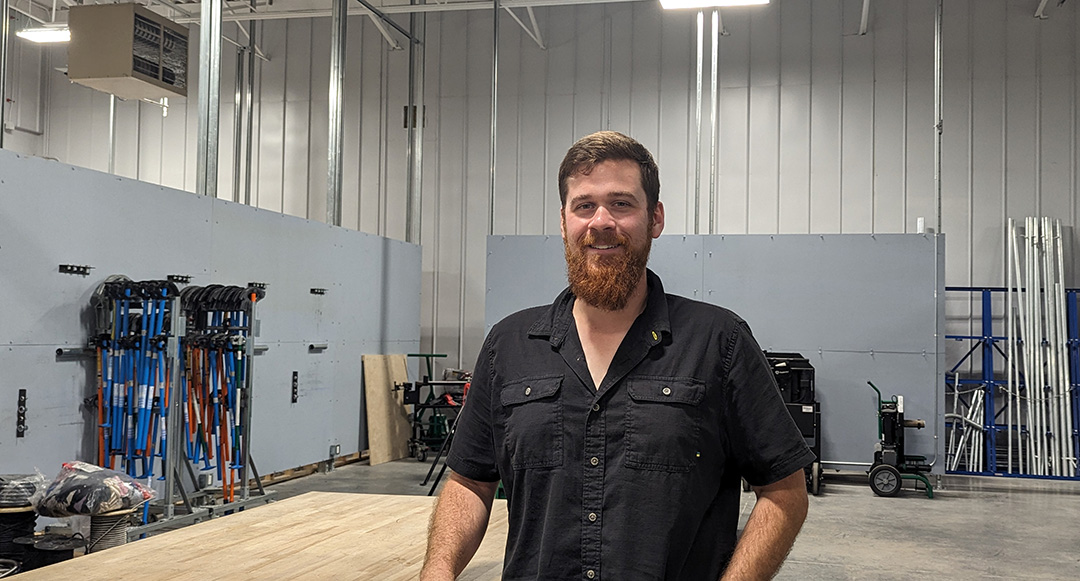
left=998, top=218, right=1077, bottom=477
left=179, top=284, right=265, bottom=501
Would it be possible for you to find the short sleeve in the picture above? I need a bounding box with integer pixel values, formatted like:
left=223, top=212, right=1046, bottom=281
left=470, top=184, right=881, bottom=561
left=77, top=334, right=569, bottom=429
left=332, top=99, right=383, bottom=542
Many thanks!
left=446, top=330, right=501, bottom=482
left=721, top=322, right=816, bottom=487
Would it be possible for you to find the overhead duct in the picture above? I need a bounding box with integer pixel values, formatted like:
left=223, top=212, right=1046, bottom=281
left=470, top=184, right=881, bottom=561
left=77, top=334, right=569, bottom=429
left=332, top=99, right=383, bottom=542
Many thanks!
left=67, top=3, right=189, bottom=100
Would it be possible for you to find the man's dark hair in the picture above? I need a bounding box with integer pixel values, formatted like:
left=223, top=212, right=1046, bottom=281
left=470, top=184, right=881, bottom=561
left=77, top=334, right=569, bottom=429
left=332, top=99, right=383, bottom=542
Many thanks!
left=558, top=131, right=660, bottom=212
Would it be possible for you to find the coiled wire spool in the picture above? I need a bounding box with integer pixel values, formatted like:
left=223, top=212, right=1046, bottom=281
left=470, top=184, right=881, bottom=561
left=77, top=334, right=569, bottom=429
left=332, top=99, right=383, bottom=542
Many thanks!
left=0, top=558, right=18, bottom=578
left=88, top=509, right=133, bottom=553
left=0, top=508, right=36, bottom=561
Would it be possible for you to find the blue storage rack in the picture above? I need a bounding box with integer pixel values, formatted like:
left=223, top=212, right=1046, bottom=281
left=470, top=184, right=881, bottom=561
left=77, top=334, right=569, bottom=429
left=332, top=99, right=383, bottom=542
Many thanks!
left=944, top=286, right=1079, bottom=480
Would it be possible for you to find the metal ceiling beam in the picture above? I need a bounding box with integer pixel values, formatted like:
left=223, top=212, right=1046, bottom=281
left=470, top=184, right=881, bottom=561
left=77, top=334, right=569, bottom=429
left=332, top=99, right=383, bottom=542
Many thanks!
left=503, top=5, right=543, bottom=49
left=171, top=0, right=649, bottom=24
left=367, top=14, right=403, bottom=49
left=354, top=0, right=420, bottom=44
left=1034, top=0, right=1050, bottom=19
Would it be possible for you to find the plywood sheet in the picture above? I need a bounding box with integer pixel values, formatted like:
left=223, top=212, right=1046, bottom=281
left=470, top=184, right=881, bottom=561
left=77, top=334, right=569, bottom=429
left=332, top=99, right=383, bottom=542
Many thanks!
left=363, top=354, right=412, bottom=466
left=15, top=492, right=508, bottom=580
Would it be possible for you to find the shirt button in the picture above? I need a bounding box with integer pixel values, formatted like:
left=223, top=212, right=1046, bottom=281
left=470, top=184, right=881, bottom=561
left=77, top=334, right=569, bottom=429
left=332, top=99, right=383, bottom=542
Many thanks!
left=525, top=386, right=532, bottom=396
left=592, top=403, right=600, bottom=412
left=586, top=570, right=595, bottom=579
left=590, top=456, right=599, bottom=466
left=588, top=512, right=598, bottom=522
left=662, top=386, right=672, bottom=396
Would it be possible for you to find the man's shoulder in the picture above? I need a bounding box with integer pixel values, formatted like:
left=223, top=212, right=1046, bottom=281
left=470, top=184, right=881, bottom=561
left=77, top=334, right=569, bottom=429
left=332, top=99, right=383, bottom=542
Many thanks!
left=489, top=305, right=550, bottom=336
left=664, top=292, right=747, bottom=328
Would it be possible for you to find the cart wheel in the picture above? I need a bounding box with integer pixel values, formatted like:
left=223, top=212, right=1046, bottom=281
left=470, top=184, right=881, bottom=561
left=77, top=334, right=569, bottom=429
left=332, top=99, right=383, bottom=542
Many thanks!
left=417, top=448, right=428, bottom=462
left=810, top=461, right=822, bottom=496
left=869, top=464, right=902, bottom=497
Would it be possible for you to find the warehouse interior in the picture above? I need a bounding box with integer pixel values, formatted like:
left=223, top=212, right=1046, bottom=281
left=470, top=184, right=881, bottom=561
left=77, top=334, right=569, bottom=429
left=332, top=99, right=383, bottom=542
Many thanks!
left=1, top=0, right=1079, bottom=578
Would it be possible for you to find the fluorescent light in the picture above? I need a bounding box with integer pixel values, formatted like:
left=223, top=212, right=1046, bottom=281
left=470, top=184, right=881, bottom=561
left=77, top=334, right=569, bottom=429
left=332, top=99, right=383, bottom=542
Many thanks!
left=15, top=27, right=71, bottom=43
left=660, top=0, right=769, bottom=9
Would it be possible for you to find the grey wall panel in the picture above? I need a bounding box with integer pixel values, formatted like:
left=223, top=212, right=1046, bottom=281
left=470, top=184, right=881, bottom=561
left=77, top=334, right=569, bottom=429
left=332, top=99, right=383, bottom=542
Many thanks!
left=484, top=235, right=567, bottom=335
left=0, top=150, right=420, bottom=475
left=0, top=156, right=213, bottom=346
left=648, top=235, right=705, bottom=303
left=703, top=235, right=939, bottom=354
left=810, top=350, right=941, bottom=469
left=485, top=233, right=944, bottom=472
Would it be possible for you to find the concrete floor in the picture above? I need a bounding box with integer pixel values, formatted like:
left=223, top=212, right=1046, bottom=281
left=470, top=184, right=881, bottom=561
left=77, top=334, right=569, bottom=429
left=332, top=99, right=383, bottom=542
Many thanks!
left=270, top=460, right=1080, bottom=580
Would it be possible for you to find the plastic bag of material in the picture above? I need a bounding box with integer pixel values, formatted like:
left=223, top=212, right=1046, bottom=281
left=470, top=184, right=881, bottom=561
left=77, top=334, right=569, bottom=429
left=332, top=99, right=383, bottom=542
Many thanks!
left=0, top=472, right=46, bottom=508
left=35, top=461, right=155, bottom=517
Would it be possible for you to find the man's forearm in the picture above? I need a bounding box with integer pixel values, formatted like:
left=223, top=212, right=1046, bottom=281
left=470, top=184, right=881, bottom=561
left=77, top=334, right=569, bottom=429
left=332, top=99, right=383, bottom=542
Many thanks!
left=721, top=470, right=808, bottom=581
left=421, top=472, right=499, bottom=581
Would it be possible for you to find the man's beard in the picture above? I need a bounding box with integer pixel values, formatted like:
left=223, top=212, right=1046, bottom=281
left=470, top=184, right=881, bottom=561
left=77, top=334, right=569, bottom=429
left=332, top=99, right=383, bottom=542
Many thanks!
left=564, top=224, right=652, bottom=311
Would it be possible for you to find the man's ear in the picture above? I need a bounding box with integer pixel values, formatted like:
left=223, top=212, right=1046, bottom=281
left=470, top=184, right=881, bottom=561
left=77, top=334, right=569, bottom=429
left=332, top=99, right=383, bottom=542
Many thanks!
left=651, top=201, right=665, bottom=238
left=560, top=208, right=567, bottom=240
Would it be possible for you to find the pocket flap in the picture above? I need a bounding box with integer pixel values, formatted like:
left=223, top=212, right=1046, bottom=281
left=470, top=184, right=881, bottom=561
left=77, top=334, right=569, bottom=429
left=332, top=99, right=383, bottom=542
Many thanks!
left=500, top=375, right=563, bottom=406
left=627, top=378, right=705, bottom=405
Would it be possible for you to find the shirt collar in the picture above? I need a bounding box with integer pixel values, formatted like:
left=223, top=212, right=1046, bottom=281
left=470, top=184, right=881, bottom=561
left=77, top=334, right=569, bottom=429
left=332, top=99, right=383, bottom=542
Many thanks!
left=528, top=268, right=671, bottom=348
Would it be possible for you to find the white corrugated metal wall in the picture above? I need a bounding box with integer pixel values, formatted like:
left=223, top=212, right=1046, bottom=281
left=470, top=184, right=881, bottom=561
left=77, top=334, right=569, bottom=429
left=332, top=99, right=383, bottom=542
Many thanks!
left=20, top=0, right=1080, bottom=374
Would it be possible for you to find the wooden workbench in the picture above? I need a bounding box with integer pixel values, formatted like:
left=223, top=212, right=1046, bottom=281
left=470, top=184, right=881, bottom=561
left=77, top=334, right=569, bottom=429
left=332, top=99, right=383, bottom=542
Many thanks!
left=16, top=493, right=507, bottom=580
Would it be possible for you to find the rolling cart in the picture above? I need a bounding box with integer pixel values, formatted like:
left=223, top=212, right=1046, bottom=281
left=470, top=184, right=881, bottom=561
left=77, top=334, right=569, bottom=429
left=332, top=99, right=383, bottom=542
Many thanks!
left=746, top=352, right=823, bottom=495
left=866, top=381, right=934, bottom=499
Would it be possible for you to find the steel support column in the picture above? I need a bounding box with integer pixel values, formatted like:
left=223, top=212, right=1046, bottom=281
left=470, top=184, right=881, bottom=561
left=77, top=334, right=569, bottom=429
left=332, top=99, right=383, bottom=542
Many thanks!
left=0, top=0, right=9, bottom=149
left=405, top=4, right=425, bottom=244
left=488, top=0, right=499, bottom=236
left=327, top=0, right=347, bottom=226
left=196, top=0, right=224, bottom=197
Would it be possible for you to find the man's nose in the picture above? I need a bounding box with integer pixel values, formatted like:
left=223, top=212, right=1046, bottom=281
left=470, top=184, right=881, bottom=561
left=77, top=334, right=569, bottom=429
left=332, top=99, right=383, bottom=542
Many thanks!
left=589, top=205, right=616, bottom=229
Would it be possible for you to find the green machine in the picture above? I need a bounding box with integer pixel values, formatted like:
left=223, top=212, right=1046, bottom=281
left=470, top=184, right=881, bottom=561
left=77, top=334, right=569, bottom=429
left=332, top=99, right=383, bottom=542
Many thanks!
left=866, top=381, right=934, bottom=499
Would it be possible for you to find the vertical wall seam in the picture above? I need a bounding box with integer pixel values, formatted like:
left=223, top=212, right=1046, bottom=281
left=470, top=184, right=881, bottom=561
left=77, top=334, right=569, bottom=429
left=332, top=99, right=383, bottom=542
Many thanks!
left=838, top=0, right=844, bottom=234
left=457, top=12, right=472, bottom=368
left=1034, top=16, right=1042, bottom=217
left=514, top=29, right=523, bottom=236
left=1073, top=3, right=1078, bottom=234
left=972, top=0, right=980, bottom=289
left=870, top=11, right=876, bottom=235
left=807, top=2, right=813, bottom=234
left=775, top=3, right=782, bottom=235
left=901, top=0, right=908, bottom=232
left=305, top=20, right=314, bottom=221
left=278, top=22, right=288, bottom=213
left=136, top=101, right=142, bottom=181
left=743, top=14, right=751, bottom=234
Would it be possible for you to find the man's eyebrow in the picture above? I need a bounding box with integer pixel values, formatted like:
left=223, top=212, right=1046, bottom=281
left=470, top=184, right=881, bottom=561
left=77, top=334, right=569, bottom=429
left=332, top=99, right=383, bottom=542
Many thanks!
left=568, top=191, right=637, bottom=204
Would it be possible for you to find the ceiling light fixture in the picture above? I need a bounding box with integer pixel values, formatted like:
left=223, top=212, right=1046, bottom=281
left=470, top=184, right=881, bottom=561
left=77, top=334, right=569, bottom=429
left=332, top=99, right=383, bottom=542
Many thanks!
left=660, top=0, right=769, bottom=9
left=15, top=27, right=72, bottom=43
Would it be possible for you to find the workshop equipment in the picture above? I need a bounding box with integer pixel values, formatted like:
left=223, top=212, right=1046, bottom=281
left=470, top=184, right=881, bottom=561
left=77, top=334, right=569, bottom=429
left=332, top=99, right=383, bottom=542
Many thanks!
left=866, top=381, right=934, bottom=498
left=765, top=352, right=823, bottom=495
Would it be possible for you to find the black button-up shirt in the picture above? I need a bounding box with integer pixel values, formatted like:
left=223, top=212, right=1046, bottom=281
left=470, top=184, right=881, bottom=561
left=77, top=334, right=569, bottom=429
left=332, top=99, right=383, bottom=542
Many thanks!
left=448, top=270, right=814, bottom=581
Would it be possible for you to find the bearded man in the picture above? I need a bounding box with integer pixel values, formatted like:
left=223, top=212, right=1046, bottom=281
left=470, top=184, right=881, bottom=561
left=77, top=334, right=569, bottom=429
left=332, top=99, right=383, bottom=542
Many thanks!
left=421, top=131, right=813, bottom=581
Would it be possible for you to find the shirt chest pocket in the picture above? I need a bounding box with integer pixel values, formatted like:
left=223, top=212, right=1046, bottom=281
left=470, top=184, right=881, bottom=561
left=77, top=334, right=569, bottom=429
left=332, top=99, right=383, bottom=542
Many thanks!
left=500, top=375, right=563, bottom=470
left=624, top=377, right=706, bottom=472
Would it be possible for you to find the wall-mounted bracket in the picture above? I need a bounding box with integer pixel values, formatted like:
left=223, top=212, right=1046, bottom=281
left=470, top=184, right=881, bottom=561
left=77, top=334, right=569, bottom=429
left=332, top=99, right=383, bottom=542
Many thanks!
left=59, top=264, right=94, bottom=276
left=167, top=274, right=192, bottom=284
left=17, top=389, right=27, bottom=438
left=248, top=281, right=268, bottom=290
left=310, top=288, right=327, bottom=295
left=291, top=371, right=299, bottom=403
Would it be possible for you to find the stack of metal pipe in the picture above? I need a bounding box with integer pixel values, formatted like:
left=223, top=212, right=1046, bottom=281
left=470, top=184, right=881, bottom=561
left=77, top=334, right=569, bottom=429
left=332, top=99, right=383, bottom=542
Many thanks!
left=1005, top=217, right=1076, bottom=477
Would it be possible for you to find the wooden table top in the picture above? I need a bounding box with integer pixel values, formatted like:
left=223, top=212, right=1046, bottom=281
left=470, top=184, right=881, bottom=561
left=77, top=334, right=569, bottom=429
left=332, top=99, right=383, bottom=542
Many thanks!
left=17, top=492, right=508, bottom=580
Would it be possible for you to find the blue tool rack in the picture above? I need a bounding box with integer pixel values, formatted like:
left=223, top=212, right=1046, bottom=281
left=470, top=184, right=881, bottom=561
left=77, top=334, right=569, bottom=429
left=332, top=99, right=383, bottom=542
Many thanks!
left=944, top=286, right=1080, bottom=479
